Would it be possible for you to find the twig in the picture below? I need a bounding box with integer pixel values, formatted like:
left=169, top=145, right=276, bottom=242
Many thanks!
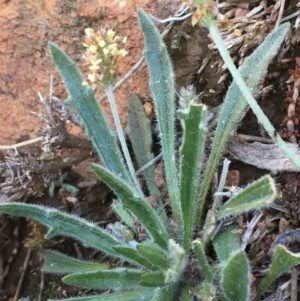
left=0, top=251, right=3, bottom=289
left=296, top=15, right=300, bottom=29
left=38, top=271, right=45, bottom=301
left=291, top=268, right=298, bottom=301
left=276, top=280, right=290, bottom=300
left=280, top=11, right=300, bottom=23
left=149, top=12, right=192, bottom=24
left=135, top=153, right=163, bottom=176
left=49, top=75, right=54, bottom=103
left=89, top=250, right=99, bottom=259
left=13, top=248, right=31, bottom=301
left=209, top=131, right=274, bottom=144
left=3, top=223, right=19, bottom=282
left=275, top=0, right=286, bottom=28
left=0, top=137, right=43, bottom=150
left=241, top=212, right=263, bottom=251
left=74, top=242, right=83, bottom=258
left=235, top=133, right=274, bottom=144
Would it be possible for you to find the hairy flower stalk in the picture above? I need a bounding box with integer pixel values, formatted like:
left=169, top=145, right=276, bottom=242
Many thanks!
left=82, top=27, right=144, bottom=197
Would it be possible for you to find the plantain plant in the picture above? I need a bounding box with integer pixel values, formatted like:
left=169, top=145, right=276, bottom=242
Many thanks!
left=2, top=5, right=300, bottom=301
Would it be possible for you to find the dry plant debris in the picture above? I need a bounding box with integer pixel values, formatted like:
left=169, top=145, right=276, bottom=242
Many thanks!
left=225, top=136, right=300, bottom=173
left=198, top=0, right=300, bottom=88
left=0, top=79, right=92, bottom=203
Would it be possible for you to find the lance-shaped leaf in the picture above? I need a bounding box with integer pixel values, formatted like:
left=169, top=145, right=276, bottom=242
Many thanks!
left=92, top=164, right=169, bottom=249
left=213, top=225, right=241, bottom=264
left=113, top=245, right=158, bottom=271
left=49, top=288, right=154, bottom=301
left=178, top=104, right=207, bottom=250
left=111, top=200, right=137, bottom=233
left=137, top=242, right=169, bottom=270
left=42, top=250, right=108, bottom=274
left=197, top=23, right=290, bottom=224
left=48, top=42, right=131, bottom=184
left=220, top=250, right=250, bottom=301
left=128, top=94, right=166, bottom=220
left=0, top=203, right=122, bottom=257
left=255, top=245, right=300, bottom=300
left=216, top=175, right=276, bottom=221
left=140, top=271, right=165, bottom=287
left=137, top=9, right=182, bottom=225
left=62, top=268, right=144, bottom=290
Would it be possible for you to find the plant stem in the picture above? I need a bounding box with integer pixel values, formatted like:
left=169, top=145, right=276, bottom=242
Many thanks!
left=208, top=21, right=300, bottom=170
left=106, top=85, right=144, bottom=197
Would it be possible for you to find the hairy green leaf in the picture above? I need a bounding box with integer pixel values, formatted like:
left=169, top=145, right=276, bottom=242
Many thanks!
left=42, top=250, right=108, bottom=274
left=255, top=245, right=300, bottom=300
left=213, top=225, right=241, bottom=264
left=137, top=8, right=181, bottom=225
left=178, top=104, right=207, bottom=250
left=216, top=175, right=276, bottom=220
left=128, top=94, right=166, bottom=220
left=48, top=289, right=153, bottom=301
left=112, top=245, right=157, bottom=270
left=0, top=203, right=121, bottom=257
left=137, top=242, right=169, bottom=270
left=140, top=271, right=165, bottom=287
left=62, top=268, right=145, bottom=290
left=220, top=250, right=250, bottom=301
left=92, top=164, right=169, bottom=249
